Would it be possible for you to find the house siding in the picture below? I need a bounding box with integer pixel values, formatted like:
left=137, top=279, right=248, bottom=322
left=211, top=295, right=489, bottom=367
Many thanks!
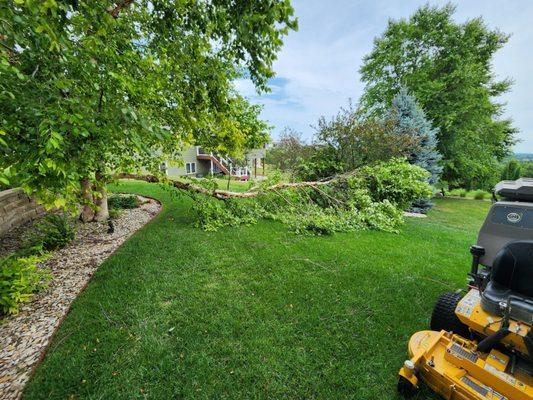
left=166, top=146, right=211, bottom=177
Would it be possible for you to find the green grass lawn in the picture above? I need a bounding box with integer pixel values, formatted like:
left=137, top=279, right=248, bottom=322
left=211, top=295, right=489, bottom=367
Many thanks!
left=24, top=181, right=490, bottom=399
left=211, top=177, right=254, bottom=192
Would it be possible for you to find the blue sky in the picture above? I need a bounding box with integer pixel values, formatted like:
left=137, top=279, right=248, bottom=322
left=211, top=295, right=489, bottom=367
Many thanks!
left=235, top=0, right=533, bottom=153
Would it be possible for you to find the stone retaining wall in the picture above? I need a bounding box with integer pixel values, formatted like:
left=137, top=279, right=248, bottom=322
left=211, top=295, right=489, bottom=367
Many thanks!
left=0, top=188, right=44, bottom=236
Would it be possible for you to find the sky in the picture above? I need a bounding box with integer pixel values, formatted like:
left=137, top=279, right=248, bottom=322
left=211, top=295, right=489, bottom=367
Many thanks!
left=234, top=0, right=533, bottom=153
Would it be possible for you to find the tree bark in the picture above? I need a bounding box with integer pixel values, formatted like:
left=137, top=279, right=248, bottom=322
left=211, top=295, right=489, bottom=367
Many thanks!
left=93, top=182, right=109, bottom=221
left=108, top=0, right=135, bottom=18
left=80, top=175, right=109, bottom=222
left=80, top=178, right=95, bottom=222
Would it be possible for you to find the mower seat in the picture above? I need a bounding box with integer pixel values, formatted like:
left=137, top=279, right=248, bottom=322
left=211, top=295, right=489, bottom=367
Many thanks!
left=481, top=240, right=533, bottom=324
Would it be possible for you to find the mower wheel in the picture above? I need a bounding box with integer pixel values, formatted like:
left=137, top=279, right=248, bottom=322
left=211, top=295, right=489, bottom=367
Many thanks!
left=430, top=292, right=469, bottom=337
left=397, top=376, right=417, bottom=398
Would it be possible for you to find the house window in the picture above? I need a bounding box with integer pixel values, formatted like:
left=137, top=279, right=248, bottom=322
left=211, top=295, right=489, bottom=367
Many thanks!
left=186, top=162, right=196, bottom=174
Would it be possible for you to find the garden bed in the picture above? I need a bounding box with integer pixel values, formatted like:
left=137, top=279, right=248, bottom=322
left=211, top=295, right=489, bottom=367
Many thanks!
left=0, top=195, right=161, bottom=400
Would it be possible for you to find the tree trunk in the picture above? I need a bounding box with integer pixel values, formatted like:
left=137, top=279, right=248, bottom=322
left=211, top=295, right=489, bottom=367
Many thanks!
left=93, top=174, right=109, bottom=221
left=80, top=176, right=109, bottom=222
left=80, top=178, right=95, bottom=222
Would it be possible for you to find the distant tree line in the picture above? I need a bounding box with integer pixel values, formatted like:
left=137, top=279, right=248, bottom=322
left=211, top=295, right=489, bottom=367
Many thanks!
left=501, top=159, right=533, bottom=180
left=522, top=162, right=533, bottom=178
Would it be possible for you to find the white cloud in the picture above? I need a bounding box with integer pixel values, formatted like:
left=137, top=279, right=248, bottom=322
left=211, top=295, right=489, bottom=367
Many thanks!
left=233, top=79, right=258, bottom=98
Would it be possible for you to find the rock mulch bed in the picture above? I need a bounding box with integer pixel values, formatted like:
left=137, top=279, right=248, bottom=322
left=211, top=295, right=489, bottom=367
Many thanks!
left=0, top=196, right=161, bottom=400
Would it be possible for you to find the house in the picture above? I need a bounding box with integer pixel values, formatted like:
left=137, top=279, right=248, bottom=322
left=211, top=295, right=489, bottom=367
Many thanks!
left=164, top=146, right=266, bottom=180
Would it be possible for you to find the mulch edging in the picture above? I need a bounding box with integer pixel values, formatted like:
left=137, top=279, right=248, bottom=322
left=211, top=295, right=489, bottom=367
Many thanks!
left=0, top=196, right=162, bottom=400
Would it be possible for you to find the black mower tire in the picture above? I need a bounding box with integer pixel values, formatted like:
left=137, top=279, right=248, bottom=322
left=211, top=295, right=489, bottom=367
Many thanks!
left=397, top=376, right=417, bottom=398
left=430, top=292, right=470, bottom=337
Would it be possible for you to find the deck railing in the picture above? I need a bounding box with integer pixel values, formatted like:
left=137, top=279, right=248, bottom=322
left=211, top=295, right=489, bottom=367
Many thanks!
left=197, top=147, right=248, bottom=178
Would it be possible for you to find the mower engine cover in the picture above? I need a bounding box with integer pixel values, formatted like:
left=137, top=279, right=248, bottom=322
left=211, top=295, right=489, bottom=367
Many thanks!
left=495, top=178, right=533, bottom=202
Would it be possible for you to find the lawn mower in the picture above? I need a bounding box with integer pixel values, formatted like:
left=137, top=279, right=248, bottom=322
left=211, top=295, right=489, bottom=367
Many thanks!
left=398, top=178, right=533, bottom=400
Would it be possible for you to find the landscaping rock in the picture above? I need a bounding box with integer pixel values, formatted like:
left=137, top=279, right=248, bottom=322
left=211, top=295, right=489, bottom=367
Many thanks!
left=403, top=211, right=427, bottom=218
left=0, top=196, right=161, bottom=400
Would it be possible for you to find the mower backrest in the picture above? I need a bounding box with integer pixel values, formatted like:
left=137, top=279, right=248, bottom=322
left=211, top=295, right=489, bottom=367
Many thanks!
left=478, top=201, right=533, bottom=267
left=491, top=241, right=533, bottom=298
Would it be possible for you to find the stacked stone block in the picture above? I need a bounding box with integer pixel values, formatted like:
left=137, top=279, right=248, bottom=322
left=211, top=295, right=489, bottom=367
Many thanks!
left=0, top=188, right=44, bottom=236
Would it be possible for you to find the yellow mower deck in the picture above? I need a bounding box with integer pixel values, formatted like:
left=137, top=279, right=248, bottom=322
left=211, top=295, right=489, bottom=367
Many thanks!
left=399, top=330, right=533, bottom=400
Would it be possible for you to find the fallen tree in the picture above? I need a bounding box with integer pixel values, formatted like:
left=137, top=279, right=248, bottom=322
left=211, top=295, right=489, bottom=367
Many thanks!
left=117, top=173, right=333, bottom=199
left=118, top=158, right=433, bottom=235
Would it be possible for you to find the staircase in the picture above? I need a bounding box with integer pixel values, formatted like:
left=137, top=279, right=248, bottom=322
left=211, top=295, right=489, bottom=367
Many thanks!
left=196, top=148, right=249, bottom=179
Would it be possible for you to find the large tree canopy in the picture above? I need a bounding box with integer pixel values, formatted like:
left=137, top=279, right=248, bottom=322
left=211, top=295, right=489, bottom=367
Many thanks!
left=312, top=103, right=420, bottom=172
left=264, top=127, right=315, bottom=174
left=0, top=0, right=296, bottom=217
left=359, top=3, right=517, bottom=189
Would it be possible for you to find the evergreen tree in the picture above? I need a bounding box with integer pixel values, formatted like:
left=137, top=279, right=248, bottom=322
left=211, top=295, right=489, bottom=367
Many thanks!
left=389, top=88, right=443, bottom=212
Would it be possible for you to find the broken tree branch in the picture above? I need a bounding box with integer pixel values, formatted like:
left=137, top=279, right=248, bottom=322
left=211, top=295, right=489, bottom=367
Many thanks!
left=107, top=0, right=135, bottom=18
left=116, top=173, right=337, bottom=200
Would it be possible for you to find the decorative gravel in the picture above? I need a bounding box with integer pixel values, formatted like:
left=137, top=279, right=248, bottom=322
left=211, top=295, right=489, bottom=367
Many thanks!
left=403, top=211, right=427, bottom=218
left=0, top=196, right=161, bottom=400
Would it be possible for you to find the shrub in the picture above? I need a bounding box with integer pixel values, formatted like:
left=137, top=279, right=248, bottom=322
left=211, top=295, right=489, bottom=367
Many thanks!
left=108, top=195, right=140, bottom=210
left=407, top=198, right=434, bottom=214
left=522, top=161, right=533, bottom=178
left=313, top=104, right=421, bottom=172
left=264, top=127, right=315, bottom=174
left=25, top=213, right=76, bottom=252
left=295, top=146, right=344, bottom=181
left=0, top=254, right=50, bottom=316
left=473, top=190, right=486, bottom=200
left=435, top=180, right=449, bottom=196
left=450, top=189, right=467, bottom=197
left=108, top=208, right=123, bottom=219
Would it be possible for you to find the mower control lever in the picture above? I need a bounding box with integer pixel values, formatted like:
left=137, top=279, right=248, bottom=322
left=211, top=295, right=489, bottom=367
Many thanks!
left=469, top=245, right=485, bottom=289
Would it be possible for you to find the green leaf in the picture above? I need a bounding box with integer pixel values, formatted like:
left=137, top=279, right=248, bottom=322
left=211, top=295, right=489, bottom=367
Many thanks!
left=53, top=198, right=66, bottom=208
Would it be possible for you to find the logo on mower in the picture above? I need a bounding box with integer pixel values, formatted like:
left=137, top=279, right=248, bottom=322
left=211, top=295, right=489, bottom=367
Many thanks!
left=506, top=212, right=522, bottom=223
